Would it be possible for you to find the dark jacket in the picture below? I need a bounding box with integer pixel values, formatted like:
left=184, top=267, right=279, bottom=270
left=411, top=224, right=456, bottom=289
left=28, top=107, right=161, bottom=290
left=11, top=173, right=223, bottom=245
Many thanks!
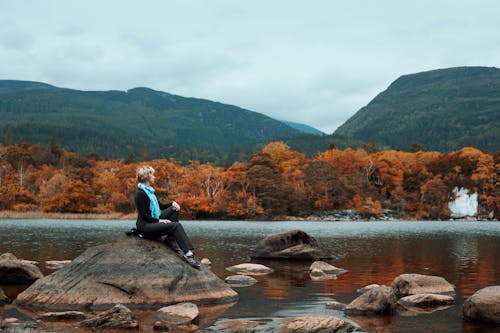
left=134, top=188, right=172, bottom=231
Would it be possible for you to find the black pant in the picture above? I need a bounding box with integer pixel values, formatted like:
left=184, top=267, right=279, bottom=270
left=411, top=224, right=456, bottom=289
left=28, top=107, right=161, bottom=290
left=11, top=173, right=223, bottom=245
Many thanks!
left=140, top=207, right=193, bottom=252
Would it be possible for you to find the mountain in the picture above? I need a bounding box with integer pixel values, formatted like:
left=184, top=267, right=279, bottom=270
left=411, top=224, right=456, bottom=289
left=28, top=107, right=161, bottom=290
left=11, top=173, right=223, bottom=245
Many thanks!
left=280, top=120, right=325, bottom=136
left=334, top=66, right=500, bottom=152
left=0, top=80, right=301, bottom=162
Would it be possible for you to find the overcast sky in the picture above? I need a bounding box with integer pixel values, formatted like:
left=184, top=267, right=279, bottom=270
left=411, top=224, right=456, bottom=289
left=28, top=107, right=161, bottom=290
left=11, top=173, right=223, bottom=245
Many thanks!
left=1, top=1, right=499, bottom=133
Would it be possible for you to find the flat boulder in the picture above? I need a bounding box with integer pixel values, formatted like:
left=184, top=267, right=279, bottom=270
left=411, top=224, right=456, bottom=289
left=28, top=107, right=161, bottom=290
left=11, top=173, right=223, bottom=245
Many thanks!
left=463, top=285, right=500, bottom=324
left=251, top=230, right=331, bottom=260
left=78, top=304, right=138, bottom=329
left=345, top=285, right=397, bottom=315
left=283, top=315, right=354, bottom=333
left=398, top=293, right=454, bottom=307
left=16, top=237, right=237, bottom=310
left=226, top=263, right=274, bottom=276
left=391, top=273, right=455, bottom=298
left=0, top=253, right=43, bottom=284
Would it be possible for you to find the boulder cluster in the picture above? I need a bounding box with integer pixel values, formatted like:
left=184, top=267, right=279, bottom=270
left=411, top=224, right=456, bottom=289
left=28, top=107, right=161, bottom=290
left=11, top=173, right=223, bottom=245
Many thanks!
left=1, top=229, right=499, bottom=332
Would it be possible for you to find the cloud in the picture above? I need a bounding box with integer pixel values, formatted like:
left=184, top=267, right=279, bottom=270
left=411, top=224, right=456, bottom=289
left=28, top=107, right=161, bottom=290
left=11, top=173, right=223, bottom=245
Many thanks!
left=1, top=1, right=499, bottom=133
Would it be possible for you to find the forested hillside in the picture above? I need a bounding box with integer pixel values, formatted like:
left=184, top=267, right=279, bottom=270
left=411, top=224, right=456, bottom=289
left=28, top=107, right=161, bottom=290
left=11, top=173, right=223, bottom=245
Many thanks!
left=335, top=66, right=500, bottom=152
left=1, top=141, right=497, bottom=220
left=0, top=80, right=301, bottom=163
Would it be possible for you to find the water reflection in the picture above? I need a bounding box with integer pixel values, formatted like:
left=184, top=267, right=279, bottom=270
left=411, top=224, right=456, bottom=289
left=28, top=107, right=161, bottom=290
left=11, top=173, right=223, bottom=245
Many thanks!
left=1, top=219, right=499, bottom=333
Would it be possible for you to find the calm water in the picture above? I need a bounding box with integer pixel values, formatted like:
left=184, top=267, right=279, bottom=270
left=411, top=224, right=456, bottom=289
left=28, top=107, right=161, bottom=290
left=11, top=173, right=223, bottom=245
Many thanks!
left=1, top=219, right=499, bottom=333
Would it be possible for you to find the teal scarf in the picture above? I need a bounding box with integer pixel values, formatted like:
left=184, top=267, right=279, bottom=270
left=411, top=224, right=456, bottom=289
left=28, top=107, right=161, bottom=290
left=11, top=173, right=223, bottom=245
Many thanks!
left=138, top=183, right=161, bottom=219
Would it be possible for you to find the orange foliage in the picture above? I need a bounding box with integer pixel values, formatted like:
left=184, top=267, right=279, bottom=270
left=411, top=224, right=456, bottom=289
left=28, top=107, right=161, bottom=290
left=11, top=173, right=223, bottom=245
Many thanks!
left=0, top=142, right=497, bottom=220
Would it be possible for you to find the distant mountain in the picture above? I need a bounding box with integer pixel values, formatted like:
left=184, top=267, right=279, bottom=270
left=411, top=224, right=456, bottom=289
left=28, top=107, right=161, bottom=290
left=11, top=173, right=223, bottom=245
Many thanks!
left=280, top=120, right=325, bottom=136
left=334, top=67, right=500, bottom=152
left=0, top=80, right=301, bottom=162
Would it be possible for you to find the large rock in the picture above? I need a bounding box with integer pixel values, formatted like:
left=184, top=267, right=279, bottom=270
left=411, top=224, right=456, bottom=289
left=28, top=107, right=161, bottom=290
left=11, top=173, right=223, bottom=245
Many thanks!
left=0, top=253, right=43, bottom=284
left=391, top=273, right=455, bottom=298
left=283, top=315, right=354, bottom=333
left=78, top=304, right=139, bottom=329
left=463, top=286, right=500, bottom=324
left=345, top=285, right=397, bottom=315
left=398, top=293, right=454, bottom=307
left=16, top=237, right=237, bottom=310
left=251, top=230, right=331, bottom=260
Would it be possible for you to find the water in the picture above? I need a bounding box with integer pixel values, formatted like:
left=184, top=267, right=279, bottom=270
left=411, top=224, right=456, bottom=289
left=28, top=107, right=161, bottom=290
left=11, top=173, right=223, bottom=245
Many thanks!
left=1, top=219, right=499, bottom=332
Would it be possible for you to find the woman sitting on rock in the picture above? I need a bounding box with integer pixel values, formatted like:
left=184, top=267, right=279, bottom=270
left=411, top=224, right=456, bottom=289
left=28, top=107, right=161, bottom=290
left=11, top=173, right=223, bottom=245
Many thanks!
left=134, top=165, right=201, bottom=269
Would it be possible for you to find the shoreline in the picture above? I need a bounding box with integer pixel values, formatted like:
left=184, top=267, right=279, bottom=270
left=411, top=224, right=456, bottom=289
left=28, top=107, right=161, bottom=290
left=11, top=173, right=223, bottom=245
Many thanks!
left=0, top=211, right=136, bottom=220
left=0, top=210, right=496, bottom=222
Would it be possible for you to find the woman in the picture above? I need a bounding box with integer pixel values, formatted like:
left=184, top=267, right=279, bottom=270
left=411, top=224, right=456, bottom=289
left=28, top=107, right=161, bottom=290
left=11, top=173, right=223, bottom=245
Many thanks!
left=134, top=165, right=201, bottom=269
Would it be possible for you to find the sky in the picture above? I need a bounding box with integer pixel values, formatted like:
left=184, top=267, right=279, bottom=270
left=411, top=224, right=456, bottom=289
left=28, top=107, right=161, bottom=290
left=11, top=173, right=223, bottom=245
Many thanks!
left=1, top=1, right=499, bottom=134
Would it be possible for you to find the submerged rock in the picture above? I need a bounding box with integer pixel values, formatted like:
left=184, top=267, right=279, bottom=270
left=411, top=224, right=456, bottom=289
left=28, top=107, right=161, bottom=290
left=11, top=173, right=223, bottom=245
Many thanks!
left=78, top=304, right=138, bottom=329
left=345, top=285, right=397, bottom=315
left=16, top=237, right=237, bottom=310
left=251, top=230, right=331, bottom=260
left=463, top=285, right=500, bottom=324
left=226, top=263, right=274, bottom=276
left=283, top=315, right=354, bottom=333
left=391, top=273, right=455, bottom=298
left=398, top=293, right=454, bottom=307
left=0, top=253, right=43, bottom=284
left=225, top=275, right=258, bottom=285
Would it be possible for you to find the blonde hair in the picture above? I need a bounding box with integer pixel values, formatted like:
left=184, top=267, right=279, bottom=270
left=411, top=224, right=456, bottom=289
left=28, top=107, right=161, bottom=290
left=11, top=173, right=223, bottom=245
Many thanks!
left=137, top=166, right=155, bottom=183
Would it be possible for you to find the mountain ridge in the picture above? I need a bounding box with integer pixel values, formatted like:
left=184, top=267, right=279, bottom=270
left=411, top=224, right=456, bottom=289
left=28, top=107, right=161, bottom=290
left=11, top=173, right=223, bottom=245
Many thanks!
left=0, top=80, right=301, bottom=162
left=334, top=66, right=500, bottom=152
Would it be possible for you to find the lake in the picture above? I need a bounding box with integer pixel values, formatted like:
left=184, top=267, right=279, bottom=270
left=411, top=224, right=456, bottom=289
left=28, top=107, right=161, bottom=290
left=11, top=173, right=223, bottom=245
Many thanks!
left=1, top=219, right=499, bottom=332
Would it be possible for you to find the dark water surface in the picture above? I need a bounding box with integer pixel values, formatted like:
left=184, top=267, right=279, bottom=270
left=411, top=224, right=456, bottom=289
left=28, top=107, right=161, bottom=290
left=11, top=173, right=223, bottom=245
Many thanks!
left=1, top=219, right=499, bottom=332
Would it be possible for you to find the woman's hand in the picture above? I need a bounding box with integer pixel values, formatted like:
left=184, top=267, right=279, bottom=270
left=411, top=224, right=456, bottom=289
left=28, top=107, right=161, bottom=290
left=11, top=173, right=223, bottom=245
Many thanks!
left=159, top=219, right=171, bottom=224
left=172, top=201, right=181, bottom=211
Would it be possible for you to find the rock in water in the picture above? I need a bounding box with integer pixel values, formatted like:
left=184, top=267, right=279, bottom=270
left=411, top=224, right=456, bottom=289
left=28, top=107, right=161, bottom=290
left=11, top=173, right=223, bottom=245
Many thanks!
left=16, top=237, right=237, bottom=310
left=226, top=263, right=274, bottom=275
left=78, top=304, right=138, bottom=329
left=345, top=285, right=397, bottom=315
left=398, top=293, right=454, bottom=307
left=251, top=230, right=331, bottom=260
left=309, top=261, right=346, bottom=274
left=156, top=302, right=199, bottom=325
left=283, top=315, right=354, bottom=333
left=391, top=273, right=455, bottom=298
left=463, top=286, right=500, bottom=324
left=0, top=253, right=43, bottom=284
